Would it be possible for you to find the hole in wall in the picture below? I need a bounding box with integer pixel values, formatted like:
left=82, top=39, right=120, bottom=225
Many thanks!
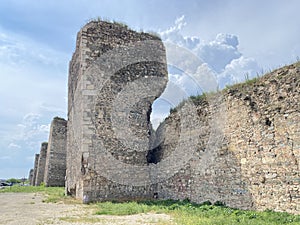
left=150, top=99, right=170, bottom=130
left=146, top=145, right=163, bottom=164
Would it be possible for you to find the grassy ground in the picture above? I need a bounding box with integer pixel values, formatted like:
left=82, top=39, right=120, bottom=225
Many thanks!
left=95, top=199, right=300, bottom=225
left=0, top=185, right=66, bottom=203
left=1, top=186, right=299, bottom=225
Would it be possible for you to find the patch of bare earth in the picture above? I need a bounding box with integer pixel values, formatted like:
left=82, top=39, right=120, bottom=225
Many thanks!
left=0, top=193, right=173, bottom=225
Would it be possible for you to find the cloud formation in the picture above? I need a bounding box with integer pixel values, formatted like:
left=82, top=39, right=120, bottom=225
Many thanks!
left=8, top=143, right=21, bottom=149
left=195, top=33, right=241, bottom=73
left=161, top=15, right=261, bottom=92
left=160, top=15, right=201, bottom=50
left=0, top=27, right=67, bottom=178
left=151, top=15, right=261, bottom=128
left=219, top=56, right=261, bottom=87
left=15, top=113, right=50, bottom=142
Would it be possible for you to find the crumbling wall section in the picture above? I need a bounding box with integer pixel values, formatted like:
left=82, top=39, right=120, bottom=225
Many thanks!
left=156, top=64, right=300, bottom=214
left=152, top=94, right=253, bottom=210
left=66, top=20, right=168, bottom=201
left=66, top=20, right=299, bottom=214
left=222, top=64, right=300, bottom=214
left=44, top=117, right=67, bottom=187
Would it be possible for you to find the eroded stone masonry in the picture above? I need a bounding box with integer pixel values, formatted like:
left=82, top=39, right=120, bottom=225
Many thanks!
left=35, top=142, right=48, bottom=186
left=66, top=20, right=299, bottom=214
left=29, top=117, right=67, bottom=187
left=30, top=153, right=39, bottom=186
left=155, top=64, right=300, bottom=214
left=28, top=169, right=34, bottom=186
left=26, top=20, right=299, bottom=214
left=66, top=20, right=168, bottom=202
left=44, top=117, right=67, bottom=187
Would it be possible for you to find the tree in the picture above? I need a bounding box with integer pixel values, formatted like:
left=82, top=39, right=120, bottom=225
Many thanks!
left=6, top=178, right=21, bottom=184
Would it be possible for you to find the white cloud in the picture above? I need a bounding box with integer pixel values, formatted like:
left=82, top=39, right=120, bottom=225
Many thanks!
left=215, top=33, right=239, bottom=48
left=151, top=15, right=262, bottom=128
left=15, top=113, right=50, bottom=142
left=160, top=15, right=201, bottom=50
left=194, top=34, right=241, bottom=73
left=218, top=56, right=261, bottom=87
left=0, top=28, right=67, bottom=117
left=8, top=143, right=21, bottom=149
left=0, top=27, right=67, bottom=147
left=159, top=15, right=261, bottom=92
left=0, top=27, right=67, bottom=68
left=0, top=25, right=68, bottom=178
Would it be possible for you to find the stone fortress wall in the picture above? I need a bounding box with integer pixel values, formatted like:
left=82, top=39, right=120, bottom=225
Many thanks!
left=154, top=64, right=300, bottom=214
left=28, top=169, right=34, bottom=186
left=65, top=21, right=299, bottom=213
left=35, top=142, right=48, bottom=186
left=30, top=117, right=67, bottom=187
left=28, top=20, right=299, bottom=214
left=66, top=20, right=168, bottom=202
left=44, top=117, right=67, bottom=187
left=30, top=153, right=39, bottom=186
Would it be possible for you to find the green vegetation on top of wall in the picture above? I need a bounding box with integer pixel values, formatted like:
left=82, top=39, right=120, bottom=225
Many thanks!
left=170, top=61, right=299, bottom=113
left=53, top=116, right=66, bottom=121
left=87, top=17, right=161, bottom=40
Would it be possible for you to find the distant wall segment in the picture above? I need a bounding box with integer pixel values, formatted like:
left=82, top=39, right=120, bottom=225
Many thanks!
left=44, top=117, right=67, bottom=187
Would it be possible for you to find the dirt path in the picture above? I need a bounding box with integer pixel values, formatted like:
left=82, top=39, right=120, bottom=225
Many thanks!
left=0, top=193, right=173, bottom=225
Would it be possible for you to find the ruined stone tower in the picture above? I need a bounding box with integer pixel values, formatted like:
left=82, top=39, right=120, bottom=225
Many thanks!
left=66, top=20, right=168, bottom=202
left=35, top=142, right=48, bottom=186
left=65, top=20, right=299, bottom=214
left=44, top=117, right=67, bottom=187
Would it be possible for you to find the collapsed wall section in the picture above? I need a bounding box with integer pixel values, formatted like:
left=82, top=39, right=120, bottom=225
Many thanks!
left=66, top=20, right=168, bottom=202
left=35, top=142, right=48, bottom=186
left=44, top=117, right=67, bottom=187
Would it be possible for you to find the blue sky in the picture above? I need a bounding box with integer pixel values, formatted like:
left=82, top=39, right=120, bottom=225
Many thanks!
left=0, top=0, right=300, bottom=179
